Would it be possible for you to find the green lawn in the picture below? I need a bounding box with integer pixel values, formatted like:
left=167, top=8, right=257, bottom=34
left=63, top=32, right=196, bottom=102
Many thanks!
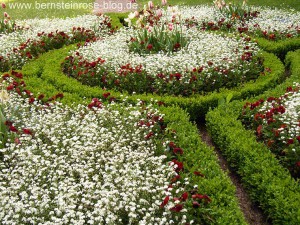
left=1, top=0, right=300, bottom=20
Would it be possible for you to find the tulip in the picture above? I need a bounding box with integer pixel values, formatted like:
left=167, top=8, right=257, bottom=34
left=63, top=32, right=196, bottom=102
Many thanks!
left=148, top=1, right=154, bottom=9
left=155, top=8, right=162, bottom=17
left=1, top=3, right=6, bottom=9
left=161, top=0, right=167, bottom=6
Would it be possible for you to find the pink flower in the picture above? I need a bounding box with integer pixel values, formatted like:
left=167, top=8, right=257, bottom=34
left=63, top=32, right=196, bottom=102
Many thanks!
left=156, top=8, right=162, bottom=17
left=1, top=3, right=6, bottom=9
left=161, top=0, right=167, bottom=6
left=168, top=23, right=173, bottom=31
left=148, top=1, right=154, bottom=9
left=4, top=12, right=9, bottom=18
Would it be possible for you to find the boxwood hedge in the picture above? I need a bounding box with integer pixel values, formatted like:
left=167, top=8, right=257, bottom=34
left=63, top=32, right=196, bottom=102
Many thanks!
left=206, top=49, right=300, bottom=224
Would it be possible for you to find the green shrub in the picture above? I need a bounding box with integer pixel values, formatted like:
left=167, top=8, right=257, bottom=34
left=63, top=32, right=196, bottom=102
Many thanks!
left=20, top=47, right=284, bottom=121
left=206, top=49, right=300, bottom=224
left=160, top=106, right=248, bottom=224
left=255, top=37, right=300, bottom=61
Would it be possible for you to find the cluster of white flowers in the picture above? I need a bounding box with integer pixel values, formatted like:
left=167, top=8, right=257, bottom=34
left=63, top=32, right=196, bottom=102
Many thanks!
left=259, top=83, right=300, bottom=143
left=71, top=25, right=259, bottom=79
left=241, top=7, right=300, bottom=35
left=0, top=14, right=110, bottom=65
left=0, top=91, right=190, bottom=224
left=178, top=5, right=300, bottom=36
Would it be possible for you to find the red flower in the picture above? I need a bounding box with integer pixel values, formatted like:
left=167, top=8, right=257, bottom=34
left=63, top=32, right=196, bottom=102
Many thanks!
left=180, top=192, right=188, bottom=201
left=193, top=171, right=204, bottom=177
left=147, top=44, right=153, bottom=50
left=170, top=204, right=183, bottom=212
left=171, top=175, right=181, bottom=183
left=38, top=94, right=45, bottom=100
left=9, top=125, right=18, bottom=133
left=160, top=196, right=170, bottom=208
left=192, top=194, right=211, bottom=203
left=1, top=3, right=6, bottom=8
left=29, top=97, right=35, bottom=104
left=296, top=161, right=300, bottom=167
left=172, top=159, right=184, bottom=173
left=55, top=93, right=64, bottom=99
left=23, top=128, right=33, bottom=135
left=287, top=138, right=294, bottom=145
left=297, top=136, right=300, bottom=143
left=145, top=131, right=154, bottom=139
left=103, top=92, right=110, bottom=99
left=6, top=84, right=14, bottom=91
left=173, top=147, right=183, bottom=155
left=192, top=201, right=201, bottom=208
left=257, top=125, right=263, bottom=136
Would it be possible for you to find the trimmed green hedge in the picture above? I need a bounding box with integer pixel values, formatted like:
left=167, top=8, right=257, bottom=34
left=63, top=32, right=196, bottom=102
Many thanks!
left=255, top=37, right=300, bottom=61
left=206, top=49, right=300, bottom=224
left=20, top=45, right=284, bottom=121
left=160, top=106, right=247, bottom=224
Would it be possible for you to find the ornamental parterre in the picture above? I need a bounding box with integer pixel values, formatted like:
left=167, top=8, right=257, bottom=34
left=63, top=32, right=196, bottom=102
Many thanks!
left=63, top=5, right=263, bottom=96
left=0, top=14, right=112, bottom=71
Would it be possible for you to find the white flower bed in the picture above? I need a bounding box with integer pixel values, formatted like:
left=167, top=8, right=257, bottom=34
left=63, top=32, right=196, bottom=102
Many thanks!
left=0, top=92, right=186, bottom=224
left=0, top=14, right=110, bottom=63
left=179, top=5, right=300, bottom=36
left=71, top=26, right=259, bottom=78
left=240, top=7, right=300, bottom=36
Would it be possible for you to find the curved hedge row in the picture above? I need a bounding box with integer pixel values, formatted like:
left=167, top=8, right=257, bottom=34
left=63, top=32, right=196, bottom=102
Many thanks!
left=206, top=50, right=300, bottom=224
left=160, top=106, right=247, bottom=224
left=20, top=45, right=284, bottom=121
left=255, top=37, right=300, bottom=61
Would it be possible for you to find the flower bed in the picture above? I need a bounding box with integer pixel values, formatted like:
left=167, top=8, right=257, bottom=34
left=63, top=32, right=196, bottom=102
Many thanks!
left=0, top=70, right=248, bottom=224
left=241, top=83, right=300, bottom=177
left=0, top=14, right=112, bottom=72
left=63, top=26, right=262, bottom=96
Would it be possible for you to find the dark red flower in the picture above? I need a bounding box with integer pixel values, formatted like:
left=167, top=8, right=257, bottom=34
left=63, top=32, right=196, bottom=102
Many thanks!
left=171, top=175, right=181, bottom=183
left=145, top=131, right=154, bottom=139
left=296, top=161, right=300, bottom=167
left=173, top=147, right=183, bottom=155
left=23, top=128, right=33, bottom=135
left=192, top=194, right=211, bottom=203
left=38, top=94, right=45, bottom=100
left=193, top=171, right=204, bottom=177
left=180, top=192, right=188, bottom=201
left=103, top=92, right=110, bottom=98
left=29, top=97, right=35, bottom=104
left=172, top=159, right=184, bottom=173
left=147, top=44, right=153, bottom=50
left=9, top=125, right=18, bottom=133
left=160, top=196, right=170, bottom=208
left=192, top=201, right=201, bottom=208
left=297, top=136, right=300, bottom=143
left=170, top=204, right=183, bottom=212
left=287, top=138, right=294, bottom=145
left=257, top=125, right=263, bottom=136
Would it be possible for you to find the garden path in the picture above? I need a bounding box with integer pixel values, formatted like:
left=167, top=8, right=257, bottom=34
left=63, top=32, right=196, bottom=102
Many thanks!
left=198, top=124, right=271, bottom=225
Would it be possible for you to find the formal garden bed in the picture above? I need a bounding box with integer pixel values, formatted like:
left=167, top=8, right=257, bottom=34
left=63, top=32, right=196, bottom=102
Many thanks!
left=1, top=0, right=300, bottom=224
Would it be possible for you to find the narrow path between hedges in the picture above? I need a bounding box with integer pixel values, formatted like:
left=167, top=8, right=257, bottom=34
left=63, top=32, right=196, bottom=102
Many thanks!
left=197, top=123, right=271, bottom=225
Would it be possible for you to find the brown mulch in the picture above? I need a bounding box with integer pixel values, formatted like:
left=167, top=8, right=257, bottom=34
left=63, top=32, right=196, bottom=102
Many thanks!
left=198, top=123, right=271, bottom=225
